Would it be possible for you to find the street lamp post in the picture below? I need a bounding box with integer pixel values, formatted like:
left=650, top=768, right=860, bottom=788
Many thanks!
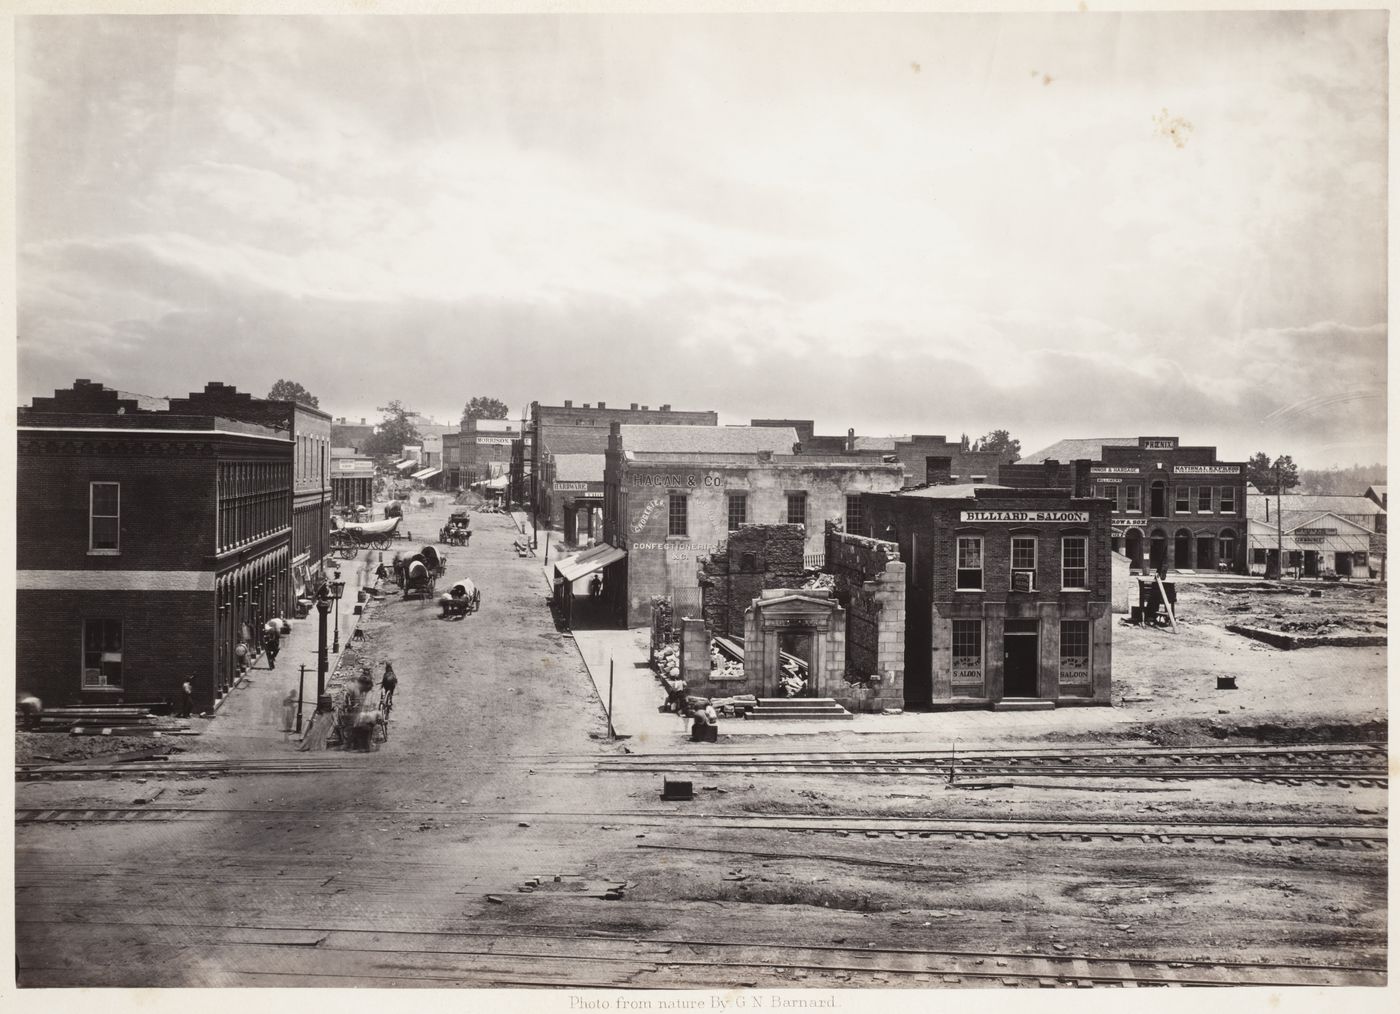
left=315, top=583, right=331, bottom=712
left=330, top=571, right=346, bottom=653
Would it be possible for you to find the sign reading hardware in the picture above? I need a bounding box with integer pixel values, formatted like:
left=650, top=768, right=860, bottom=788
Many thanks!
left=1172, top=465, right=1240, bottom=475
left=553, top=481, right=594, bottom=492
left=960, top=510, right=1089, bottom=523
left=1090, top=466, right=1139, bottom=474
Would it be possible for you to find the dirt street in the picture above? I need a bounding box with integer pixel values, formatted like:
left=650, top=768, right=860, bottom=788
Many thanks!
left=13, top=502, right=1388, bottom=988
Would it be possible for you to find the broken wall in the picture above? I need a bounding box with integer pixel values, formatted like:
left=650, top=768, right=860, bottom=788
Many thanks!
left=698, top=524, right=807, bottom=637
left=823, top=524, right=907, bottom=712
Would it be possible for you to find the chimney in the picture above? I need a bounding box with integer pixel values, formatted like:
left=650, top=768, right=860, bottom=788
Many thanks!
left=660, top=404, right=671, bottom=411
left=847, top=428, right=856, bottom=453
left=582, top=403, right=591, bottom=409
left=1044, top=459, right=1061, bottom=485
left=1071, top=458, right=1093, bottom=497
left=564, top=399, right=573, bottom=408
left=360, top=417, right=366, bottom=425
left=642, top=405, right=649, bottom=411
left=925, top=456, right=953, bottom=485
left=630, top=403, right=638, bottom=410
left=597, top=401, right=606, bottom=409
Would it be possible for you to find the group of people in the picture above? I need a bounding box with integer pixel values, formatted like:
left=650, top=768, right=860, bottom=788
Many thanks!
left=339, top=662, right=397, bottom=752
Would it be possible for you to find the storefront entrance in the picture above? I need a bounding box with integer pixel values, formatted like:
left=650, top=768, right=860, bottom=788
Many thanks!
left=1125, top=529, right=1144, bottom=568
left=1174, top=529, right=1193, bottom=569
left=1150, top=532, right=1168, bottom=570
left=1002, top=619, right=1039, bottom=697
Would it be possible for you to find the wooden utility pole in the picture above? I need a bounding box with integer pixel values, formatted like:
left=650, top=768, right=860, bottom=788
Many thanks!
left=1276, top=461, right=1284, bottom=580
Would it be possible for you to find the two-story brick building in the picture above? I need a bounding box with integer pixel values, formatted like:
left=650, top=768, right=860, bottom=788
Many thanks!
left=1007, top=436, right=1248, bottom=574
left=459, top=417, right=519, bottom=488
left=17, top=380, right=304, bottom=711
left=863, top=485, right=1114, bottom=709
left=602, top=423, right=905, bottom=626
left=530, top=400, right=718, bottom=527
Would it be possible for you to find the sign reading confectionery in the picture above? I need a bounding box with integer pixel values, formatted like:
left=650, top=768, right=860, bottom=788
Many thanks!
left=961, top=510, right=1090, bottom=523
left=1172, top=465, right=1241, bottom=475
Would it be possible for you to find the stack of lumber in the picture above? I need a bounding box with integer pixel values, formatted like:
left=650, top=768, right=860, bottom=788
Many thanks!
left=35, top=706, right=194, bottom=736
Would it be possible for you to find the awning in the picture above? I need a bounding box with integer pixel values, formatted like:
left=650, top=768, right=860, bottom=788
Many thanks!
left=555, top=545, right=626, bottom=585
left=412, top=467, right=441, bottom=480
left=472, top=474, right=510, bottom=489
left=394, top=459, right=417, bottom=470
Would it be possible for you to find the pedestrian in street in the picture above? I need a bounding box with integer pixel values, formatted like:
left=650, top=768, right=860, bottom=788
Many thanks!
left=589, top=573, right=603, bottom=601
left=262, top=626, right=281, bottom=670
left=179, top=679, right=194, bottom=719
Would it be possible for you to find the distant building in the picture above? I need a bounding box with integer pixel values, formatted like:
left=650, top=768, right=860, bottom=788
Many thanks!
left=461, top=418, right=520, bottom=487
left=529, top=400, right=718, bottom=527
left=539, top=453, right=606, bottom=543
left=863, top=484, right=1114, bottom=709
left=602, top=423, right=904, bottom=626
left=1007, top=436, right=1248, bottom=574
left=330, top=416, right=374, bottom=452
left=17, top=379, right=325, bottom=711
left=1247, top=491, right=1386, bottom=579
left=750, top=421, right=1011, bottom=485
left=331, top=448, right=375, bottom=508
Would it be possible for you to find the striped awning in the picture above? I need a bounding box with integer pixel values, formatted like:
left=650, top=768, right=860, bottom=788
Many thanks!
left=412, top=467, right=441, bottom=480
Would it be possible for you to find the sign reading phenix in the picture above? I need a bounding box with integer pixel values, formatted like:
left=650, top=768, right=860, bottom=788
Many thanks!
left=961, top=510, right=1090, bottom=523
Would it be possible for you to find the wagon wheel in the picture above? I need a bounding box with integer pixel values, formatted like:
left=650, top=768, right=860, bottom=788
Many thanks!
left=373, top=536, right=391, bottom=551
left=337, top=544, right=357, bottom=560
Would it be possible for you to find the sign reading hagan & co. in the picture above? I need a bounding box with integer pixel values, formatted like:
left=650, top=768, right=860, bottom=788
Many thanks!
left=960, top=510, right=1089, bottom=523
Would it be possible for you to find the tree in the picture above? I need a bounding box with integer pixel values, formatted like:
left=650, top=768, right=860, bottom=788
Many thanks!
left=267, top=379, right=319, bottom=409
left=462, top=396, right=510, bottom=426
left=971, top=429, right=1021, bottom=462
left=362, top=401, right=421, bottom=458
left=1246, top=452, right=1301, bottom=495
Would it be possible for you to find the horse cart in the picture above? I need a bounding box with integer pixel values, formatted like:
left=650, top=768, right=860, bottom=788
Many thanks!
left=397, top=546, right=446, bottom=601
left=439, top=510, right=472, bottom=547
left=439, top=579, right=481, bottom=619
left=331, top=516, right=401, bottom=559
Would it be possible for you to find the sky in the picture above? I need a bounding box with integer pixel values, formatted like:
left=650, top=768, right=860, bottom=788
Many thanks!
left=14, top=11, right=1389, bottom=469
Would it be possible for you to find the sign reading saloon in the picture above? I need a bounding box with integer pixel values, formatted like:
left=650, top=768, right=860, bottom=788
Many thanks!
left=960, top=510, right=1089, bottom=523
left=1172, top=465, right=1241, bottom=475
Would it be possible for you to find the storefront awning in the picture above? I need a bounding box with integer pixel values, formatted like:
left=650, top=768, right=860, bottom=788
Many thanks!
left=394, top=459, right=417, bottom=470
left=412, top=467, right=441, bottom=480
left=473, top=474, right=510, bottom=489
left=555, top=545, right=626, bottom=585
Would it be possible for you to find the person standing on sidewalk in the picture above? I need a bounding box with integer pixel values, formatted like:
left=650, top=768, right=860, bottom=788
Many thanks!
left=179, top=679, right=194, bottom=719
left=262, top=625, right=281, bottom=670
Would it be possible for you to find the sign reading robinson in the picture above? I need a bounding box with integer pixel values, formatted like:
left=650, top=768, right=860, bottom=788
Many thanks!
left=961, top=510, right=1090, bottom=523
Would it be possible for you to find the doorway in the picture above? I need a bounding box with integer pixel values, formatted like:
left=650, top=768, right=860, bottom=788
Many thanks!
left=1150, top=533, right=1168, bottom=570
left=777, top=629, right=815, bottom=697
left=1150, top=481, right=1167, bottom=518
left=1002, top=620, right=1040, bottom=698
left=1303, top=551, right=1319, bottom=578
left=1196, top=536, right=1216, bottom=571
left=1336, top=552, right=1353, bottom=578
left=1126, top=529, right=1144, bottom=568
left=1174, top=529, right=1193, bottom=569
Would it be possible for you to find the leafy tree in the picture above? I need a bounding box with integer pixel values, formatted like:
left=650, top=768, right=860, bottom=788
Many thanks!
left=362, top=401, right=421, bottom=458
left=959, top=433, right=971, bottom=452
left=1246, top=452, right=1301, bottom=495
left=267, top=379, right=319, bottom=409
left=462, top=396, right=510, bottom=426
left=970, top=429, right=1021, bottom=462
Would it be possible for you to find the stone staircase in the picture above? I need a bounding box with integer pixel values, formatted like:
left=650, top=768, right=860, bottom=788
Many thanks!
left=749, top=697, right=853, bottom=721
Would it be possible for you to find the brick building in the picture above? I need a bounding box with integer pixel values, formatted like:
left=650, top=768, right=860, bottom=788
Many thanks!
left=529, top=400, right=718, bottom=527
left=330, top=416, right=373, bottom=452
left=863, top=484, right=1113, bottom=709
left=1009, top=436, right=1249, bottom=574
left=750, top=421, right=1010, bottom=486
left=17, top=380, right=308, bottom=712
left=602, top=423, right=904, bottom=626
left=459, top=417, right=519, bottom=487
left=331, top=448, right=376, bottom=507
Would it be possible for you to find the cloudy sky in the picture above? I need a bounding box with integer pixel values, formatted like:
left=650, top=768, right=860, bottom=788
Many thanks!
left=15, top=11, right=1387, bottom=467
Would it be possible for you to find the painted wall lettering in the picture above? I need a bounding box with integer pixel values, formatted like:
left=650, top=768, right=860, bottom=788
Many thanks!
left=960, top=510, right=1090, bottom=523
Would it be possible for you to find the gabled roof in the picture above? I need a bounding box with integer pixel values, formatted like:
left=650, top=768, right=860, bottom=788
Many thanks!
left=1248, top=493, right=1385, bottom=520
left=892, top=483, right=1012, bottom=499
left=1020, top=437, right=1137, bottom=464
left=552, top=453, right=606, bottom=482
left=619, top=424, right=798, bottom=455
left=1283, top=512, right=1375, bottom=536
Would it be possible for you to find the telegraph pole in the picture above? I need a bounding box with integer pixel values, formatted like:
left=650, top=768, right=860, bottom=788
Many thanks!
left=1275, top=461, right=1284, bottom=580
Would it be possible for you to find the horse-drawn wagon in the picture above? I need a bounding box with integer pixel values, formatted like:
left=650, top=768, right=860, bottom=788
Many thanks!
left=331, top=515, right=401, bottom=558
left=439, top=510, right=472, bottom=547
left=439, top=578, right=481, bottom=619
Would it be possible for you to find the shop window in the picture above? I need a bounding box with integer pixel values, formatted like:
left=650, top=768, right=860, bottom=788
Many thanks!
left=1219, top=535, right=1237, bottom=566
left=1124, top=485, right=1142, bottom=513
left=1059, top=620, right=1091, bottom=695
left=1010, top=536, right=1037, bottom=591
left=950, top=619, right=984, bottom=692
left=845, top=494, right=864, bottom=535
left=956, top=536, right=983, bottom=590
left=1175, top=486, right=1191, bottom=513
left=1094, top=483, right=1121, bottom=511
left=727, top=493, right=747, bottom=533
left=786, top=492, right=808, bottom=527
left=82, top=619, right=123, bottom=689
left=1219, top=486, right=1236, bottom=514
left=89, top=481, right=120, bottom=552
left=1253, top=548, right=1267, bottom=565
left=1197, top=486, right=1213, bottom=512
left=1062, top=537, right=1088, bottom=589
left=668, top=494, right=688, bottom=537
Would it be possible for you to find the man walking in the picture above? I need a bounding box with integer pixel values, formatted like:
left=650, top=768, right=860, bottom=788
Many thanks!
left=262, top=625, right=281, bottom=670
left=179, top=679, right=194, bottom=719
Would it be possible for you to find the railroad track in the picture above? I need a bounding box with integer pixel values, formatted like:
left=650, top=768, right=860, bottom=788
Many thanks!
left=15, top=743, right=1390, bottom=784
left=15, top=806, right=1386, bottom=847
left=13, top=918, right=1387, bottom=988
